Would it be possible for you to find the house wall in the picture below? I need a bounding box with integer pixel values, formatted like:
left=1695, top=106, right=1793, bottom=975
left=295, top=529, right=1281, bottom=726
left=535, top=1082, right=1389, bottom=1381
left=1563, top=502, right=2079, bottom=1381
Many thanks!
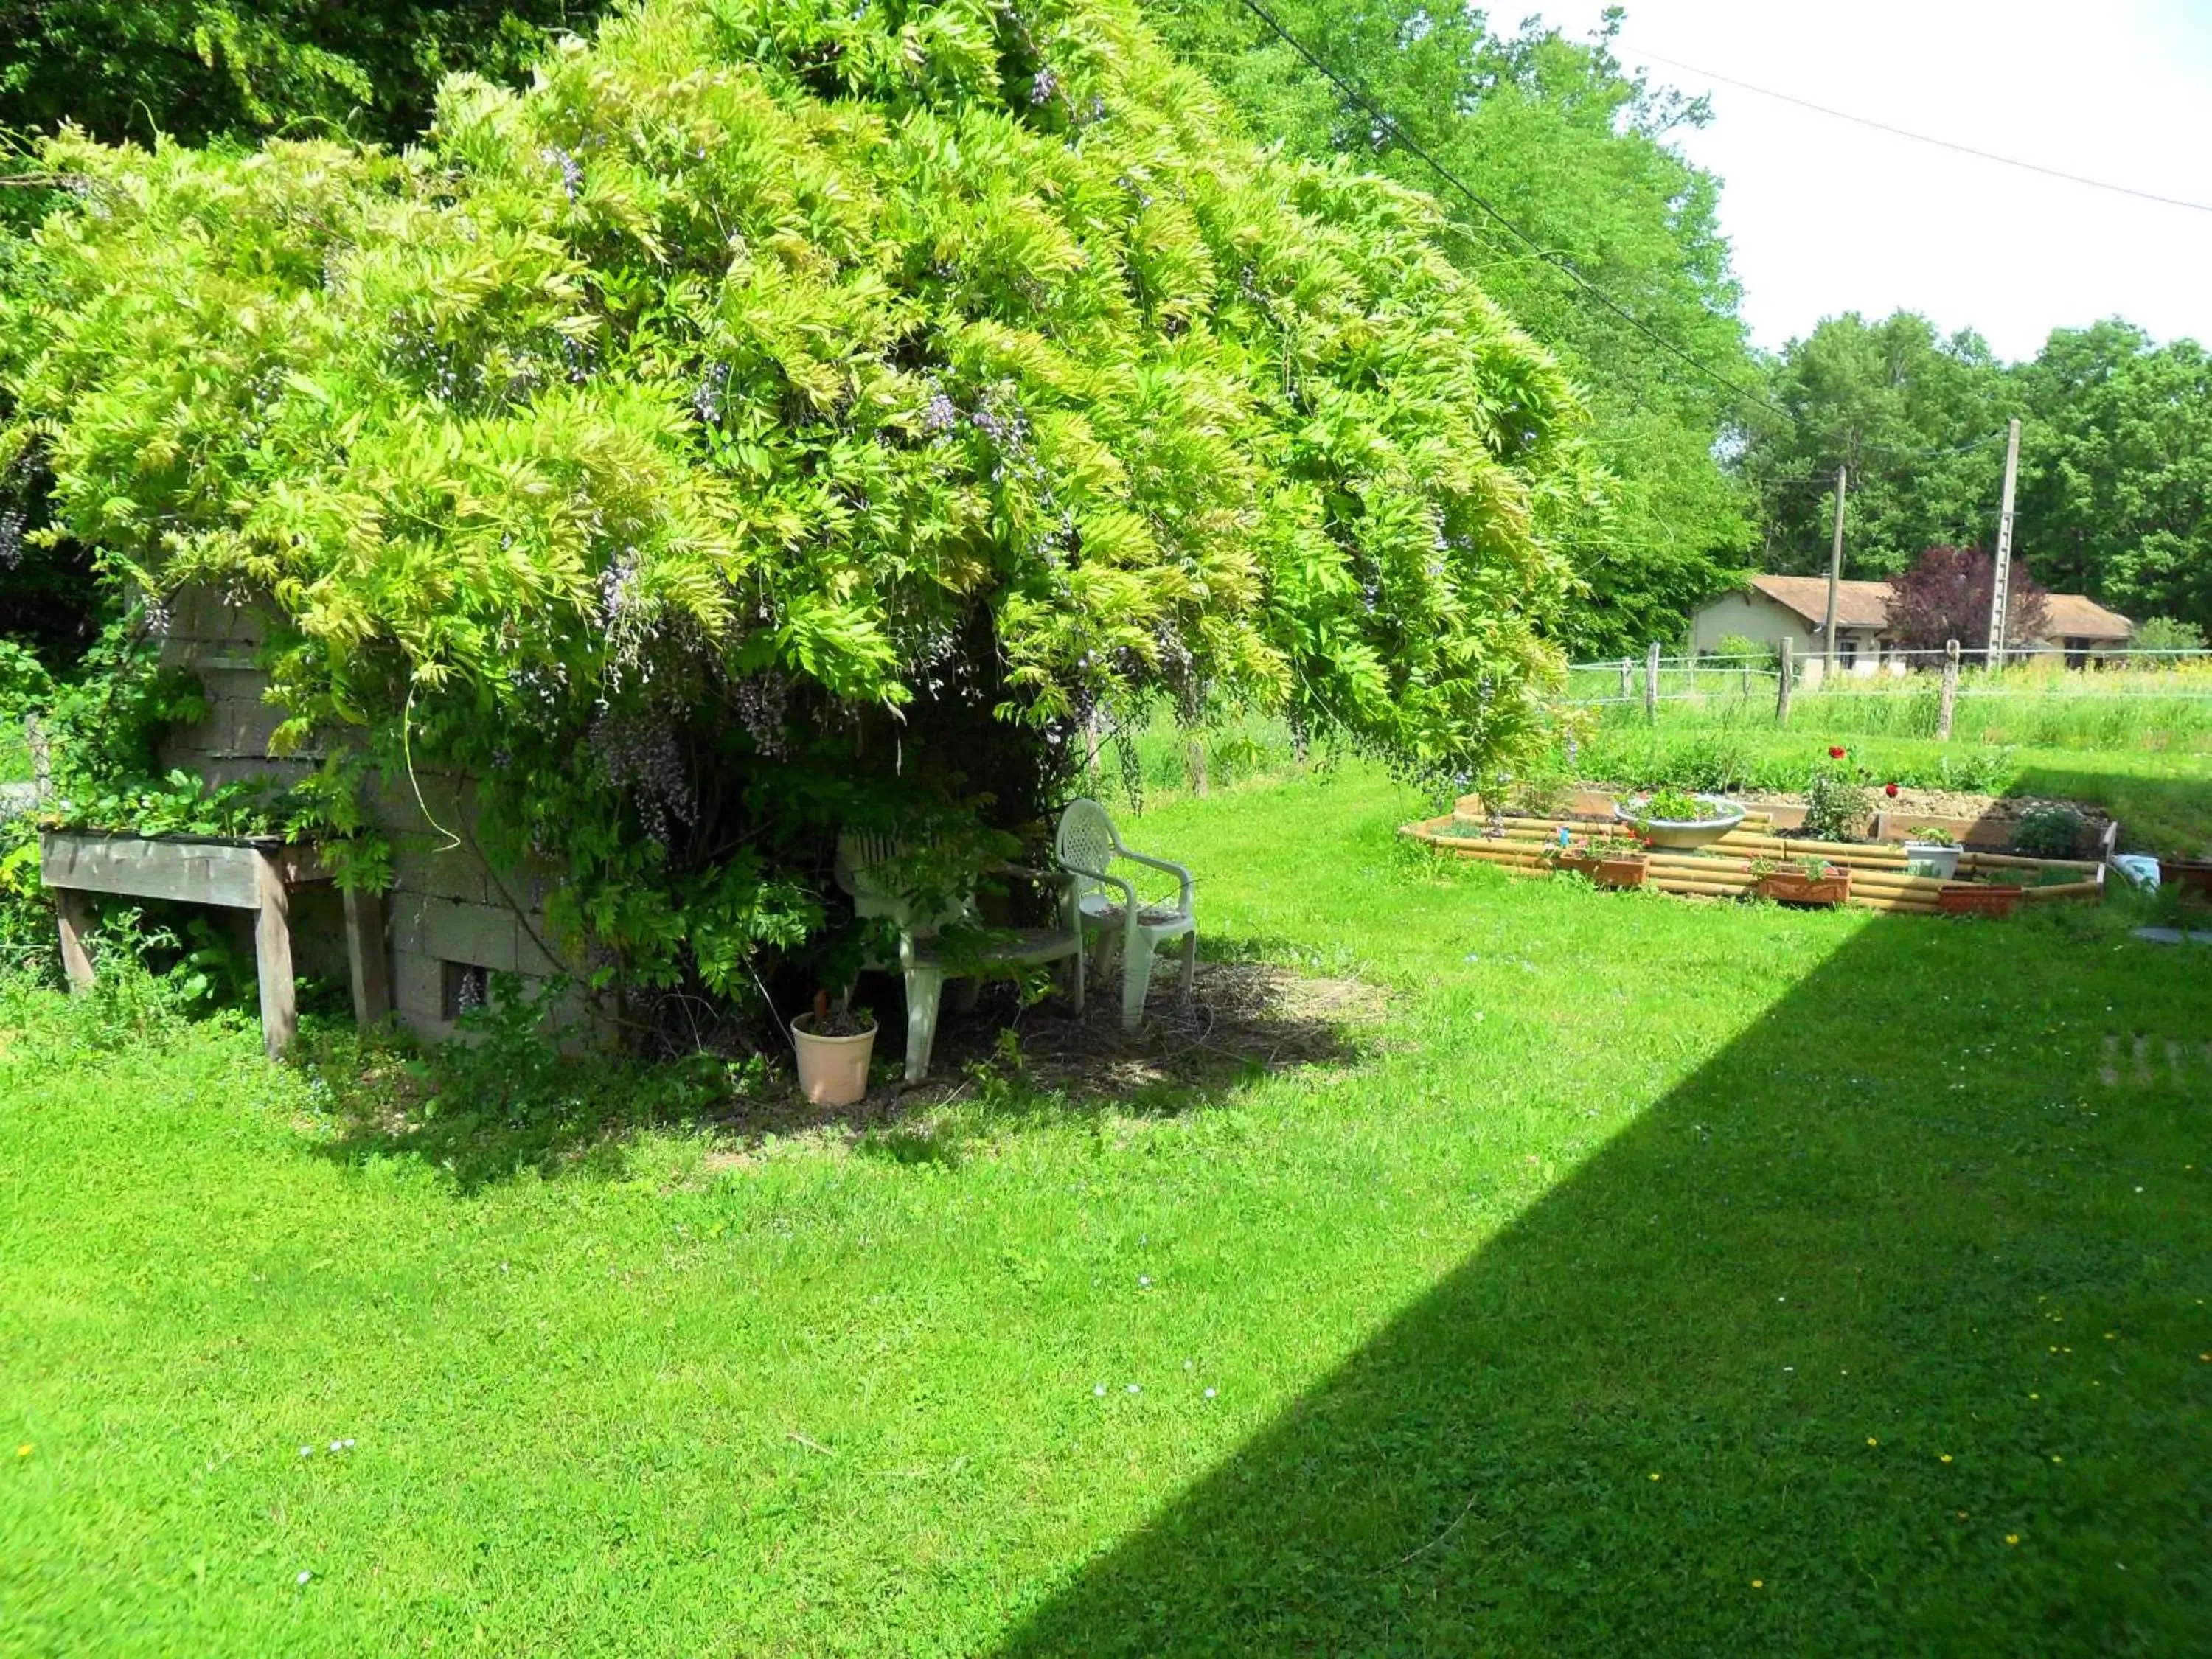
left=156, top=586, right=591, bottom=1044
left=1689, top=591, right=1819, bottom=658
left=1689, top=591, right=1902, bottom=678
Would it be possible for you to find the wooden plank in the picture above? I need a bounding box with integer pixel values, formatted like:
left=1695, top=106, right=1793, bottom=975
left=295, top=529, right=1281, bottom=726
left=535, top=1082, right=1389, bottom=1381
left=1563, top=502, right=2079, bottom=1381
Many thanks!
left=56, top=890, right=97, bottom=992
left=1958, top=849, right=2101, bottom=875
left=252, top=855, right=298, bottom=1060
left=344, top=888, right=392, bottom=1027
left=39, top=832, right=263, bottom=909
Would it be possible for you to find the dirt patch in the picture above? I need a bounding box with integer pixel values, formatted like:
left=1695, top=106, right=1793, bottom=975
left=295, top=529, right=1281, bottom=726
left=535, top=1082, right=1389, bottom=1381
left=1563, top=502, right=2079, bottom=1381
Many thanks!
left=717, top=960, right=1388, bottom=1143
left=945, top=959, right=1388, bottom=1098
left=1733, top=787, right=2112, bottom=832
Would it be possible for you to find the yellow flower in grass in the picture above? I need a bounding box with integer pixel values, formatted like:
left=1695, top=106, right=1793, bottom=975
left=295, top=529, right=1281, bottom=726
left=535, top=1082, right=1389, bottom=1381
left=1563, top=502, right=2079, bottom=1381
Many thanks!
left=2006, top=1534, right=2020, bottom=1546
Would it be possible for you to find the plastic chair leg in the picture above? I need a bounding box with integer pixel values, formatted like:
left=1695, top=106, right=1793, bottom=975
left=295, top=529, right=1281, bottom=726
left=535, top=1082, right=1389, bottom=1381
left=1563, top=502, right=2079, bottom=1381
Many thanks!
left=1119, top=940, right=1153, bottom=1032
left=1067, top=934, right=1085, bottom=1015
left=1178, top=930, right=1197, bottom=1006
left=904, top=964, right=945, bottom=1083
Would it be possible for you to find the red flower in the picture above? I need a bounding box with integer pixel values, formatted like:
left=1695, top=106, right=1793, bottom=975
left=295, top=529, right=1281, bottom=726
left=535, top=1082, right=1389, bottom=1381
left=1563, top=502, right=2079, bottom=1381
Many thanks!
left=1828, top=745, right=1846, bottom=759
left=1885, top=782, right=1900, bottom=798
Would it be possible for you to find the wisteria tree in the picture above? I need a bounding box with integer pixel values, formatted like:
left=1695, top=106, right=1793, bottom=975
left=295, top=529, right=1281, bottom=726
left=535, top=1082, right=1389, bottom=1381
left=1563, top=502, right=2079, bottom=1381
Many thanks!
left=0, top=0, right=1593, bottom=1007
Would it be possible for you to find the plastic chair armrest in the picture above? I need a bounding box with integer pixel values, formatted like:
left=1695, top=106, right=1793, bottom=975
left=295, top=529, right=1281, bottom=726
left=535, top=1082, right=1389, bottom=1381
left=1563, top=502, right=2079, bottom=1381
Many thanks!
left=1116, top=848, right=1194, bottom=914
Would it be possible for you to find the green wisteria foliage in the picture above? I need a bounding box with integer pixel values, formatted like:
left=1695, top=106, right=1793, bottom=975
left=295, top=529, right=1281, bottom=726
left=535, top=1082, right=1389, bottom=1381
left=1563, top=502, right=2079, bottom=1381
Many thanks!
left=0, top=0, right=1591, bottom=1000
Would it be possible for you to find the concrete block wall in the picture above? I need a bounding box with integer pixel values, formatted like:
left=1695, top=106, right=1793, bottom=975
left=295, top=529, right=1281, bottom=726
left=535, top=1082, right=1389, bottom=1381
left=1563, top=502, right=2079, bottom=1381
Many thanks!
left=155, top=585, right=590, bottom=1044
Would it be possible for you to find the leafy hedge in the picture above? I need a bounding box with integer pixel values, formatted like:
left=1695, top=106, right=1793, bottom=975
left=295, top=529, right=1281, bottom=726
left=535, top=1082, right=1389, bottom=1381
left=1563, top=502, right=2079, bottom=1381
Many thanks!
left=0, top=0, right=1592, bottom=1007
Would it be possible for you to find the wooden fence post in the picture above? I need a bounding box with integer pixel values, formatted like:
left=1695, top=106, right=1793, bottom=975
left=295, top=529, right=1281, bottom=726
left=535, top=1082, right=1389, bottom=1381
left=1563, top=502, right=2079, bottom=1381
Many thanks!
left=1618, top=656, right=1632, bottom=701
left=1937, top=639, right=1960, bottom=741
left=1777, top=637, right=1793, bottom=727
left=1644, top=640, right=1660, bottom=724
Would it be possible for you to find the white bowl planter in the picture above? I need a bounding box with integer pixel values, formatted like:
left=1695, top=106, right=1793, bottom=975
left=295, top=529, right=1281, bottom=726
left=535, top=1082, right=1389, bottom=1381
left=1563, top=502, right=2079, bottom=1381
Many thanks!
left=1905, top=842, right=1963, bottom=880
left=1613, top=793, right=1746, bottom=851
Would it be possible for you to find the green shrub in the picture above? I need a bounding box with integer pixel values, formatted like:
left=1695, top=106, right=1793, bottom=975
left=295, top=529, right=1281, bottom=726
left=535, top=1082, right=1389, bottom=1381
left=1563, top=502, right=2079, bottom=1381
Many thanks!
left=2131, top=616, right=2208, bottom=658
left=2011, top=804, right=2088, bottom=859
left=1802, top=752, right=1871, bottom=841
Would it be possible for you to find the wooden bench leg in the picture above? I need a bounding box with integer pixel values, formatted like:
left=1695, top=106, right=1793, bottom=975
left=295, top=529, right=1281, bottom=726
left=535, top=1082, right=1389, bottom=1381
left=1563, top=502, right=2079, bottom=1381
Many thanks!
left=55, top=890, right=96, bottom=993
left=253, top=856, right=297, bottom=1060
left=343, top=888, right=391, bottom=1029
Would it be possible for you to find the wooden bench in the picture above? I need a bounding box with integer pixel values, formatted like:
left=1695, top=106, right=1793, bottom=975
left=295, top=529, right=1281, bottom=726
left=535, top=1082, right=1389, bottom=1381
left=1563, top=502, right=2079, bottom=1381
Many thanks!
left=39, top=830, right=390, bottom=1058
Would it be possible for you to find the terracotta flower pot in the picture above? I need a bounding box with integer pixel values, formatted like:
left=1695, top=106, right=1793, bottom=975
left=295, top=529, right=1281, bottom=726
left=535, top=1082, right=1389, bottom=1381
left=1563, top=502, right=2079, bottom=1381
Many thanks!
left=1593, top=854, right=1650, bottom=889
left=1938, top=883, right=2023, bottom=918
left=1756, top=867, right=1851, bottom=907
left=1552, top=851, right=1649, bottom=889
left=793, top=1014, right=877, bottom=1105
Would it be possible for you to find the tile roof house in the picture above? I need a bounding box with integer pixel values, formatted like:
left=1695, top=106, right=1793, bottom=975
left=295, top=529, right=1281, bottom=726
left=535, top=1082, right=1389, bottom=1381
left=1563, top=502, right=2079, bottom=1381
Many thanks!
left=1690, top=575, right=2132, bottom=675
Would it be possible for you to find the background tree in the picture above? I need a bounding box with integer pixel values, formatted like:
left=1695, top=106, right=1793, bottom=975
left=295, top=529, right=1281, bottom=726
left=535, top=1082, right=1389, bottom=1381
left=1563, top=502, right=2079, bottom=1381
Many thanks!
left=0, top=1, right=608, bottom=150
left=1884, top=545, right=2048, bottom=655
left=1152, top=0, right=1759, bottom=654
left=2013, top=321, right=2212, bottom=632
left=1736, top=311, right=2009, bottom=579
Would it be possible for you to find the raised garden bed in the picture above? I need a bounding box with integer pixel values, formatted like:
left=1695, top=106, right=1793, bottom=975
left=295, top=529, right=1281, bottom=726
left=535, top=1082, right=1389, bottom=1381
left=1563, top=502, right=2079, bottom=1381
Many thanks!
left=1404, top=795, right=2107, bottom=919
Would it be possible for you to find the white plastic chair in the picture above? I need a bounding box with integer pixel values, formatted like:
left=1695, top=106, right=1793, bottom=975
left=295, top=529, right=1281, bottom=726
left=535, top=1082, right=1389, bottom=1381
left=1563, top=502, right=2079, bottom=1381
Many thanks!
left=1053, top=798, right=1196, bottom=1031
left=834, top=831, right=1083, bottom=1085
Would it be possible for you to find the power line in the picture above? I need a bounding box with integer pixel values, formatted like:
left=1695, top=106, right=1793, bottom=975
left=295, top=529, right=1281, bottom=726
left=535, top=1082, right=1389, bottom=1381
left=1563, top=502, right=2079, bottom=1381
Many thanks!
left=1229, top=0, right=1798, bottom=427
left=1631, top=47, right=2212, bottom=217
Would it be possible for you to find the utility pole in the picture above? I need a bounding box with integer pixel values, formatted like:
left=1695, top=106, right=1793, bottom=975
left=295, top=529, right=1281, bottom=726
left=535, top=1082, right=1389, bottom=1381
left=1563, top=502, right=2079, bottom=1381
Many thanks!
left=1823, top=465, right=1848, bottom=680
left=1985, top=417, right=2023, bottom=669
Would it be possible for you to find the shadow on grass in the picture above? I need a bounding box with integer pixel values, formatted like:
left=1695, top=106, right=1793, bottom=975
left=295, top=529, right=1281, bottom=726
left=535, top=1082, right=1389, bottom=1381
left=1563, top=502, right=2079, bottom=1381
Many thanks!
left=304, top=950, right=1383, bottom=1194
left=995, top=905, right=2212, bottom=1654
left=2008, top=762, right=2212, bottom=859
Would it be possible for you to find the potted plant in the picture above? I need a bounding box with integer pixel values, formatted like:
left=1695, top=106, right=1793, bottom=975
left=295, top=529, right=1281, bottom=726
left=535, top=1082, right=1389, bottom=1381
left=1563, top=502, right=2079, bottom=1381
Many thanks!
left=791, top=989, right=877, bottom=1106
left=1750, top=852, right=1852, bottom=908
left=1938, top=880, right=2024, bottom=918
left=1545, top=829, right=1652, bottom=888
left=1614, top=786, right=1745, bottom=851
left=1902, top=824, right=1962, bottom=880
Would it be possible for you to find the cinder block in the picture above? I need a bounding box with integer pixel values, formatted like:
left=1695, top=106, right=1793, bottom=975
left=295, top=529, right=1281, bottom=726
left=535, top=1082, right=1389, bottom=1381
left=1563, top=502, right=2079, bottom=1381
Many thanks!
left=415, top=897, right=520, bottom=973
left=389, top=849, right=488, bottom=908
left=393, top=947, right=445, bottom=1018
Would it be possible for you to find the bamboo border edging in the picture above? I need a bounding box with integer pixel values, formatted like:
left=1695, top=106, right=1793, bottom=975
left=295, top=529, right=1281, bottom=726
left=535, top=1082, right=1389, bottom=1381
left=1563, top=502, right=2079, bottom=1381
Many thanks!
left=1402, top=813, right=2098, bottom=917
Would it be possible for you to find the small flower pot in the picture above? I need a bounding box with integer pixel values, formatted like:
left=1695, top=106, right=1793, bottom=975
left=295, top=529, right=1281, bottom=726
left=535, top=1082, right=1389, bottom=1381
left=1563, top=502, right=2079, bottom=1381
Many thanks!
left=1938, top=883, right=2023, bottom=918
left=1551, top=851, right=1649, bottom=888
left=1904, top=843, right=1961, bottom=880
left=1756, top=867, right=1852, bottom=907
left=1591, top=854, right=1650, bottom=889
left=792, top=1014, right=877, bottom=1106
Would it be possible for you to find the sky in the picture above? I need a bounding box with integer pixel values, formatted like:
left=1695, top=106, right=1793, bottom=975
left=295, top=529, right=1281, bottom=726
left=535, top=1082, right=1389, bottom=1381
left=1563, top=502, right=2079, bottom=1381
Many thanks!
left=1526, top=0, right=2212, bottom=362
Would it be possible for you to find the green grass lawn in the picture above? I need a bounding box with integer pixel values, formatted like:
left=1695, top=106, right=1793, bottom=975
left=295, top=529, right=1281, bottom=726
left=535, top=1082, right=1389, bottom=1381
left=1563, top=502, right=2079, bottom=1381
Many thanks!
left=5, top=768, right=2211, bottom=1653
